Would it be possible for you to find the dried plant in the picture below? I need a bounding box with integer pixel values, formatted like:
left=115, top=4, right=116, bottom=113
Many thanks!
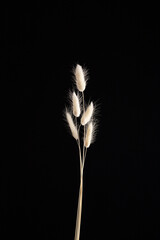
left=64, top=64, right=98, bottom=240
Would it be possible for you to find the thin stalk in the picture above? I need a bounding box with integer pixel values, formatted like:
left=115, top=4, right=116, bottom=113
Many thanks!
left=74, top=92, right=88, bottom=240
left=82, top=92, right=85, bottom=167
left=74, top=92, right=86, bottom=240
left=74, top=124, right=83, bottom=240
left=77, top=120, right=82, bottom=175
left=82, top=148, right=87, bottom=172
left=77, top=138, right=82, bottom=177
left=74, top=175, right=83, bottom=240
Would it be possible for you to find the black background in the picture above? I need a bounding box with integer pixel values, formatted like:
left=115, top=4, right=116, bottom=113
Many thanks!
left=1, top=1, right=160, bottom=239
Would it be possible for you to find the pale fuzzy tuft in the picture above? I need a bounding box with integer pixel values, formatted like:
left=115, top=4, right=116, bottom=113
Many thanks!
left=84, top=122, right=93, bottom=148
left=84, top=121, right=97, bottom=148
left=66, top=110, right=78, bottom=140
left=74, top=64, right=86, bottom=92
left=81, top=102, right=94, bottom=126
left=72, top=92, right=81, bottom=117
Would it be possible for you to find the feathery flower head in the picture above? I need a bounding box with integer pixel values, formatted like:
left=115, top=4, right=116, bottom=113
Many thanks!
left=74, top=64, right=86, bottom=92
left=66, top=110, right=78, bottom=140
left=81, top=102, right=94, bottom=126
left=72, top=92, right=81, bottom=117
left=84, top=122, right=94, bottom=148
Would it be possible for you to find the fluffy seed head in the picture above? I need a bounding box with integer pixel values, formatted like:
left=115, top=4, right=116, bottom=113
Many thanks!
left=74, top=64, right=86, bottom=92
left=81, top=102, right=94, bottom=126
left=72, top=92, right=81, bottom=117
left=84, top=122, right=93, bottom=148
left=66, top=110, right=78, bottom=140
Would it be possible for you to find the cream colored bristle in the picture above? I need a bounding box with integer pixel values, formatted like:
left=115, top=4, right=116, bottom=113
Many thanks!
left=72, top=92, right=81, bottom=117
left=66, top=110, right=78, bottom=140
left=81, top=102, right=94, bottom=126
left=74, top=64, right=86, bottom=92
left=84, top=122, right=93, bottom=148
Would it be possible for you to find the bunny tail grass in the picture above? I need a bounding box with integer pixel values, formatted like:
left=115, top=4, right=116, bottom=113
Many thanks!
left=84, top=122, right=93, bottom=148
left=72, top=92, right=81, bottom=117
left=66, top=110, right=78, bottom=140
left=74, top=64, right=86, bottom=92
left=81, top=102, right=94, bottom=126
left=64, top=64, right=99, bottom=240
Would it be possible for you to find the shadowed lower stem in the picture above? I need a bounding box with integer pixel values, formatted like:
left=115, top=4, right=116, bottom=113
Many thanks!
left=74, top=176, right=83, bottom=240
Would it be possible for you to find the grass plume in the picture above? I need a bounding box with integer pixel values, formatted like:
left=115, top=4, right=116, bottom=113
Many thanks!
left=84, top=122, right=94, bottom=148
left=66, top=110, right=78, bottom=140
left=74, top=64, right=87, bottom=92
left=64, top=64, right=98, bottom=240
left=81, top=102, right=94, bottom=126
left=72, top=92, right=81, bottom=117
